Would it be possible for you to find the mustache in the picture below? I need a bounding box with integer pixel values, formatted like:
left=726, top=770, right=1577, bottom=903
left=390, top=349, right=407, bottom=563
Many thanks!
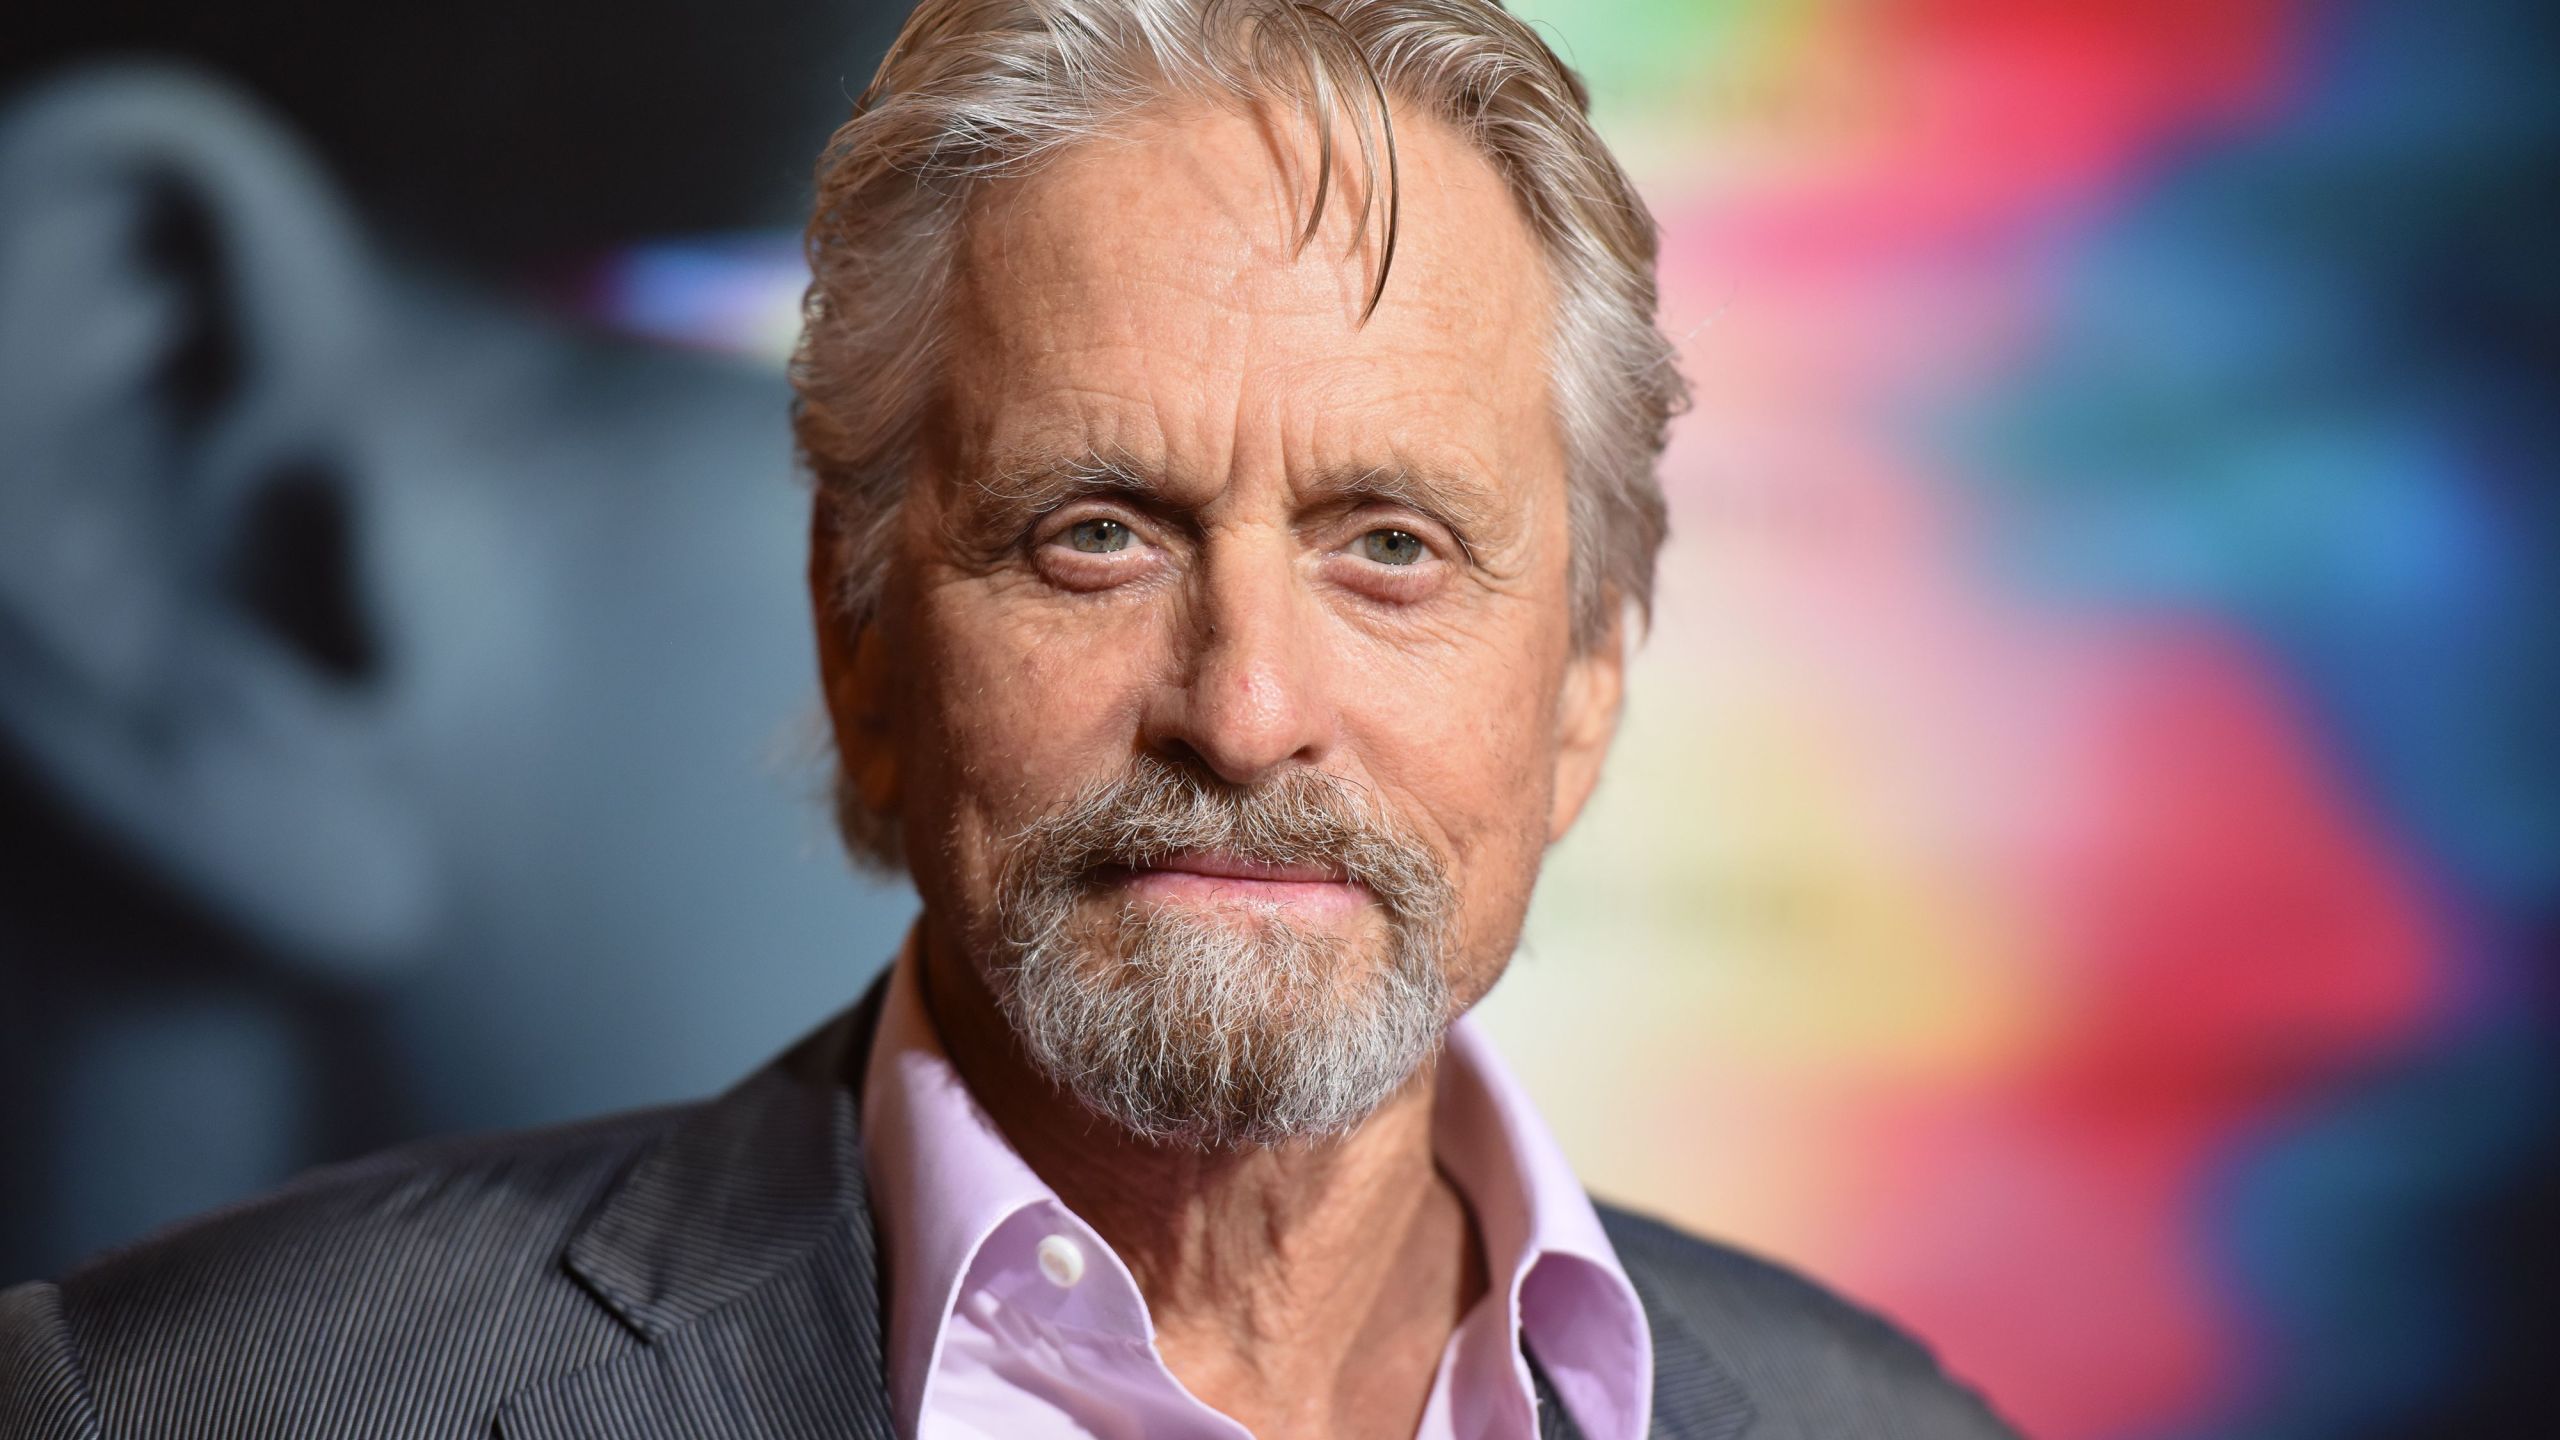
left=986, top=753, right=1459, bottom=1147
left=998, top=755, right=1452, bottom=924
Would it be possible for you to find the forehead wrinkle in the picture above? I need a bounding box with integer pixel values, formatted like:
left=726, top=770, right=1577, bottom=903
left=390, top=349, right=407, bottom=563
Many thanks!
left=962, top=100, right=1545, bottom=356
left=955, top=110, right=1307, bottom=341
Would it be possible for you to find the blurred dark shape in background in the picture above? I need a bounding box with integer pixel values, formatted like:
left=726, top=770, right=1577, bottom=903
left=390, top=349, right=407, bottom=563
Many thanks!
left=15, top=4, right=889, bottom=271
left=0, top=3, right=913, bottom=1281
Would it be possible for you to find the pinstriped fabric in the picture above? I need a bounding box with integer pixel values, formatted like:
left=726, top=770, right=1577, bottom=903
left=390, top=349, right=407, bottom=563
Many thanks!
left=1619, top=1265, right=1756, bottom=1440
left=0, top=994, right=896, bottom=1440
left=497, top=998, right=899, bottom=1440
left=1600, top=1207, right=2022, bottom=1440
left=37, top=1109, right=662, bottom=1439
left=0, top=1283, right=95, bottom=1438
left=499, top=1225, right=896, bottom=1440
left=565, top=1010, right=880, bottom=1340
left=0, top=981, right=2020, bottom=1439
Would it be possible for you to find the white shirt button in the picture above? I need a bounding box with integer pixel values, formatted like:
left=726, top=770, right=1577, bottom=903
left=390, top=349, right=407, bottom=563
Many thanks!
left=1035, top=1234, right=1086, bottom=1289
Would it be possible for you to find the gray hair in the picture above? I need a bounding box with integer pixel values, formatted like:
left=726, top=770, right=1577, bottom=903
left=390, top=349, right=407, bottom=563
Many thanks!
left=988, top=753, right=1456, bottom=1147
left=796, top=0, right=1684, bottom=866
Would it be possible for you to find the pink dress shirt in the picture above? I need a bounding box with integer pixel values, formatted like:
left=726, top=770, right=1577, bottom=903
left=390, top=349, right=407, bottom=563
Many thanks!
left=859, top=942, right=1653, bottom=1440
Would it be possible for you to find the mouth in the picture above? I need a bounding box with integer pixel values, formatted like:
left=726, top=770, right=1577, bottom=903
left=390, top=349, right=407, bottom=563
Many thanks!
left=1103, top=850, right=1371, bottom=919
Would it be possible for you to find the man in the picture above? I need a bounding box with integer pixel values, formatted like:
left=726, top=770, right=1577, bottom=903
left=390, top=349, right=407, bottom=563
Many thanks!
left=0, top=2, right=2019, bottom=1436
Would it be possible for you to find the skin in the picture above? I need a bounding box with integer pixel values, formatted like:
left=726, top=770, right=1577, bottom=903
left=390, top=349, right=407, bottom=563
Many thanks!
left=813, top=98, right=1626, bottom=1440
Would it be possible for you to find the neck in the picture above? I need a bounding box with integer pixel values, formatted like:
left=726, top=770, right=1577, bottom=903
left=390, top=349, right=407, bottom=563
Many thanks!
left=918, top=915, right=1485, bottom=1440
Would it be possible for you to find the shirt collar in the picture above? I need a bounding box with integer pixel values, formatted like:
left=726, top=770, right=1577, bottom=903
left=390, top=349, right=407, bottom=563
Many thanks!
left=859, top=933, right=1654, bottom=1440
left=1435, top=1014, right=1655, bottom=1440
left=857, top=934, right=1062, bottom=1435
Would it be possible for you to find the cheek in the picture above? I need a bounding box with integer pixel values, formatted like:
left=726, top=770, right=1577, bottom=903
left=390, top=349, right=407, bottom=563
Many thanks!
left=1339, top=630, right=1563, bottom=964
left=904, top=585, right=1160, bottom=876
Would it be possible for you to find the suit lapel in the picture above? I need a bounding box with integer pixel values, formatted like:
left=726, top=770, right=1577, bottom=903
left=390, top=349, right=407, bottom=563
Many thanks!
left=498, top=1219, right=897, bottom=1440
left=1525, top=1270, right=1754, bottom=1440
left=1625, top=1267, right=1757, bottom=1440
left=498, top=984, right=896, bottom=1440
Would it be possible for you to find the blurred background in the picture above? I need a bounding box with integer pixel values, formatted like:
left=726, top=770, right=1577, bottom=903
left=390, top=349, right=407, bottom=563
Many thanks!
left=1, top=1, right=2551, bottom=1437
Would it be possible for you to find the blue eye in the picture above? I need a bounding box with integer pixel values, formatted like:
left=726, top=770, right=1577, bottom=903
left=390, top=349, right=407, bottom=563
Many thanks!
left=1065, top=518, right=1134, bottom=553
left=1360, top=529, right=1426, bottom=566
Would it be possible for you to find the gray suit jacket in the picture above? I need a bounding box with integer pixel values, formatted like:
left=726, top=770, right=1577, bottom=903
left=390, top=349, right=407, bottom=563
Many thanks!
left=0, top=990, right=2020, bottom=1439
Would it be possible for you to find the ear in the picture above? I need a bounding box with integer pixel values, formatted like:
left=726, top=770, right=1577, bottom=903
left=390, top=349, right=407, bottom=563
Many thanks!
left=0, top=65, right=435, bottom=969
left=808, top=496, right=903, bottom=851
left=1547, top=601, right=1628, bottom=844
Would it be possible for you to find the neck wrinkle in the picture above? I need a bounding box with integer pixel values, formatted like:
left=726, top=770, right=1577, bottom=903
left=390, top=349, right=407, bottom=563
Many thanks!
left=914, top=905, right=1484, bottom=1406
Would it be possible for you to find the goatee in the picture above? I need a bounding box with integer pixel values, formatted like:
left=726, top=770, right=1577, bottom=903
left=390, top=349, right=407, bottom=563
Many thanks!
left=987, top=756, right=1457, bottom=1149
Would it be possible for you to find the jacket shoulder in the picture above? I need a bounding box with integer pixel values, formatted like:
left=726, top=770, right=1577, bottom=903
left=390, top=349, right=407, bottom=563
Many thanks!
left=40, top=1105, right=692, bottom=1439
left=1597, top=1203, right=2021, bottom=1440
left=0, top=1282, right=98, bottom=1438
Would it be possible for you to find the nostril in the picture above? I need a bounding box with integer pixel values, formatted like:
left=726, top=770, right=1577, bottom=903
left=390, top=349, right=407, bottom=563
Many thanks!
left=1149, top=736, right=1211, bottom=776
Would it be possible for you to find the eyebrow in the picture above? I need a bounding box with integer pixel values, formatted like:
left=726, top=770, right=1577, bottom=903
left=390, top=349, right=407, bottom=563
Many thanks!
left=1304, top=462, right=1508, bottom=564
left=967, top=447, right=1162, bottom=516
left=961, top=445, right=1517, bottom=563
left=935, top=447, right=1155, bottom=562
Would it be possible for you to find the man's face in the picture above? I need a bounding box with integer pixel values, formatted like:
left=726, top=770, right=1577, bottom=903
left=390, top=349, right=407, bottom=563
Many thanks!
left=821, top=101, right=1622, bottom=1140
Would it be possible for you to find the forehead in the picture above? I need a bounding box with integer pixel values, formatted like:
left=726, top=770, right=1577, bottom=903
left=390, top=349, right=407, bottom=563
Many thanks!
left=942, top=98, right=1560, bottom=482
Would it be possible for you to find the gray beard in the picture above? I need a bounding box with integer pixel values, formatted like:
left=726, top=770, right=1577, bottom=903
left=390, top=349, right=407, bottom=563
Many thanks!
left=985, top=756, right=1457, bottom=1150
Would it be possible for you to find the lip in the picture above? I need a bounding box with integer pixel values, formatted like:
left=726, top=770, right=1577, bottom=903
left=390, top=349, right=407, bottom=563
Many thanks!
left=1142, top=851, right=1347, bottom=884
left=1107, top=851, right=1368, bottom=917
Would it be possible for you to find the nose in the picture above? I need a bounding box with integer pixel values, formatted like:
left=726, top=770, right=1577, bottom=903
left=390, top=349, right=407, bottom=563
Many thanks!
left=1141, top=537, right=1335, bottom=786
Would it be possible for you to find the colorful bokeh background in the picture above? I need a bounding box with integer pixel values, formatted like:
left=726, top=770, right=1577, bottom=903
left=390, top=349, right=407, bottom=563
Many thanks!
left=569, top=5, right=2560, bottom=1431
left=1477, top=2, right=2560, bottom=1436
left=6, top=1, right=2553, bottom=1436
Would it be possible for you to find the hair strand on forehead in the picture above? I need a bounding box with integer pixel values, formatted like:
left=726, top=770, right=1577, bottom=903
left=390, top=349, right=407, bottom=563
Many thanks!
left=1243, top=1, right=1400, bottom=318
left=1264, top=4, right=1335, bottom=256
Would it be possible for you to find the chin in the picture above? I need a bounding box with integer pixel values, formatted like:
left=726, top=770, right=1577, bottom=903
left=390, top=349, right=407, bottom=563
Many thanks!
left=995, top=899, right=1453, bottom=1148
